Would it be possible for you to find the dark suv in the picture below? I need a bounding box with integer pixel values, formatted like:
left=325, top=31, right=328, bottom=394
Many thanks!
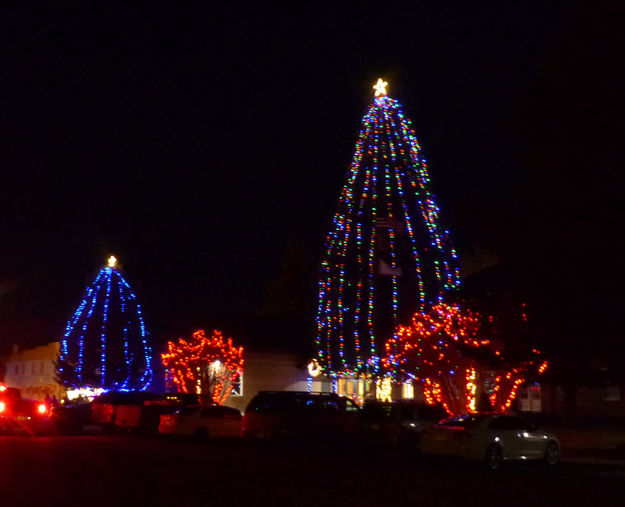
left=242, top=391, right=360, bottom=439
left=359, top=400, right=447, bottom=449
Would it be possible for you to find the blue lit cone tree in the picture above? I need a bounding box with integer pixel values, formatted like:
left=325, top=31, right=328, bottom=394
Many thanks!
left=57, top=256, right=153, bottom=391
left=316, top=79, right=461, bottom=378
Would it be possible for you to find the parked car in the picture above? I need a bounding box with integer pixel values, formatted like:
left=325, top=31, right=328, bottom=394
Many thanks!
left=0, top=386, right=54, bottom=435
left=242, top=391, right=360, bottom=440
left=92, top=391, right=199, bottom=433
left=51, top=401, right=92, bottom=434
left=159, top=404, right=242, bottom=439
left=359, top=400, right=447, bottom=450
left=419, top=413, right=560, bottom=469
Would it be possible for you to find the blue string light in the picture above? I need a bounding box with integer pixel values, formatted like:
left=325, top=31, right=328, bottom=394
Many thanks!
left=99, top=267, right=112, bottom=386
left=58, top=257, right=153, bottom=391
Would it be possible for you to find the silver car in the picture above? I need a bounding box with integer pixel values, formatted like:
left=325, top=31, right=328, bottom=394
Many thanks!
left=420, top=413, right=560, bottom=469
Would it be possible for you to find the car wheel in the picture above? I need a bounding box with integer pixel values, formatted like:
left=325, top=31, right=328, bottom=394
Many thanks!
left=544, top=441, right=560, bottom=466
left=485, top=444, right=503, bottom=470
left=193, top=427, right=209, bottom=441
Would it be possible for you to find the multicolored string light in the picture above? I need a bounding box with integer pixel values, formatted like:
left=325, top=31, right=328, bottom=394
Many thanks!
left=316, top=79, right=460, bottom=378
left=58, top=256, right=153, bottom=391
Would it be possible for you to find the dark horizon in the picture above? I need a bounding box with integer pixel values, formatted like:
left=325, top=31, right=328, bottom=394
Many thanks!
left=1, top=3, right=622, bottom=362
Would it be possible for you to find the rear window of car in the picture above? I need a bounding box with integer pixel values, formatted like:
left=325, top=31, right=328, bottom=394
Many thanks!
left=362, top=402, right=393, bottom=418
left=343, top=399, right=360, bottom=413
left=246, top=393, right=352, bottom=414
left=246, top=394, right=299, bottom=413
left=93, top=392, right=158, bottom=405
left=319, top=398, right=340, bottom=412
left=400, top=405, right=417, bottom=420
left=488, top=416, right=535, bottom=431
left=160, top=393, right=200, bottom=406
left=418, top=404, right=448, bottom=422
left=177, top=406, right=201, bottom=416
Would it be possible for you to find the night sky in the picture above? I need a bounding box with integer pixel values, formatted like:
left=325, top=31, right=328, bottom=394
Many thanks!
left=1, top=3, right=622, bottom=360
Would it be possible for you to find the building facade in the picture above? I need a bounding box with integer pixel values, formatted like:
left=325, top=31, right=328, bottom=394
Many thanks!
left=223, top=350, right=310, bottom=413
left=3, top=342, right=65, bottom=400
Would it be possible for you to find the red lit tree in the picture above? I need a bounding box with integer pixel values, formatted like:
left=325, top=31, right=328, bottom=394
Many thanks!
left=161, top=330, right=244, bottom=405
left=383, top=304, right=547, bottom=415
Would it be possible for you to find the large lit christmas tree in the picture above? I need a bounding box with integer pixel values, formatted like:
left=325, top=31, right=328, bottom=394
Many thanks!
left=57, top=256, right=153, bottom=393
left=316, top=79, right=461, bottom=378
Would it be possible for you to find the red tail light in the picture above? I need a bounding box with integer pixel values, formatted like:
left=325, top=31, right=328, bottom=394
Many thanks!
left=37, top=403, right=48, bottom=415
left=0, top=401, right=6, bottom=413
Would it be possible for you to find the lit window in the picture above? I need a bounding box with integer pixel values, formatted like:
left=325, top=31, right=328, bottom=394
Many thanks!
left=231, top=373, right=243, bottom=397
left=338, top=378, right=347, bottom=396
left=346, top=380, right=354, bottom=396
left=402, top=382, right=414, bottom=399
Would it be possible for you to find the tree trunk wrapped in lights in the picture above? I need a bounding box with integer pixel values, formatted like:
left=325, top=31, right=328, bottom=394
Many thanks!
left=161, top=330, right=244, bottom=405
left=383, top=304, right=547, bottom=415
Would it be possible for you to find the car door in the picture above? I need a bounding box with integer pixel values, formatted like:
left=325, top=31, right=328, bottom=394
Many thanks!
left=487, top=416, right=525, bottom=459
left=511, top=417, right=546, bottom=458
left=319, top=397, right=342, bottom=436
left=220, top=406, right=243, bottom=437
left=200, top=406, right=223, bottom=436
left=340, top=398, right=360, bottom=434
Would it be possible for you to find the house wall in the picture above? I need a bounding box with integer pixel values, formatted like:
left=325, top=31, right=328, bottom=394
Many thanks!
left=223, top=350, right=308, bottom=413
left=537, top=383, right=625, bottom=423
left=3, top=342, right=65, bottom=400
left=574, top=385, right=625, bottom=421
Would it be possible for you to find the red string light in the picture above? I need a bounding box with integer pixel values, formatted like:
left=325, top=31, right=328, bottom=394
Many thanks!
left=383, top=304, right=547, bottom=415
left=161, top=329, right=244, bottom=405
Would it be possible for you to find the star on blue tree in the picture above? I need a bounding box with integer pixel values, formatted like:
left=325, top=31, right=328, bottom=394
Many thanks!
left=57, top=256, right=153, bottom=391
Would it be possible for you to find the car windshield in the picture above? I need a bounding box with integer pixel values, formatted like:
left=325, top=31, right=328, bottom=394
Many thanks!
left=419, top=404, right=448, bottom=422
left=437, top=414, right=486, bottom=428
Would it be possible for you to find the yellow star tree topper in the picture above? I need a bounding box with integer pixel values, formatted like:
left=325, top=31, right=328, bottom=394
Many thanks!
left=373, top=78, right=388, bottom=97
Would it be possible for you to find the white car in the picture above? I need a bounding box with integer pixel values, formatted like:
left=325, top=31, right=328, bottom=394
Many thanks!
left=420, top=414, right=560, bottom=469
left=159, top=405, right=242, bottom=439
